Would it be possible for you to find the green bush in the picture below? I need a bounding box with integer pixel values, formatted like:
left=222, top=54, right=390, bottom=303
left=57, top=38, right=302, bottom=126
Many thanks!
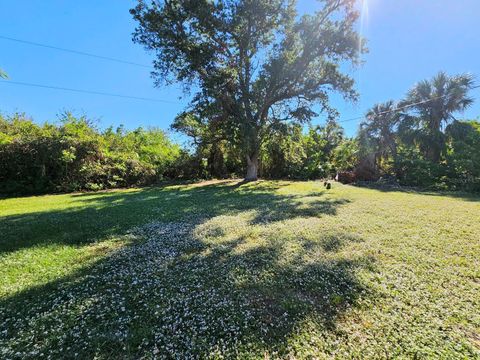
left=0, top=113, right=181, bottom=194
left=394, top=147, right=442, bottom=188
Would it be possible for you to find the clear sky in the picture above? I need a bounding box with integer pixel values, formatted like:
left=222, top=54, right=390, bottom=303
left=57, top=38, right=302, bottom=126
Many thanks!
left=1, top=0, right=479, bottom=138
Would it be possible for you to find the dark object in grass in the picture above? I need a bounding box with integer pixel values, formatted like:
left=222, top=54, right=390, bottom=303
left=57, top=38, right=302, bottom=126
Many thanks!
left=335, top=171, right=357, bottom=184
left=326, top=183, right=331, bottom=190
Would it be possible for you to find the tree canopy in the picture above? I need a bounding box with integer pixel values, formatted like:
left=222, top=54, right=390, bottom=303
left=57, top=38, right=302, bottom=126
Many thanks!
left=360, top=100, right=400, bottom=172
left=400, top=72, right=475, bottom=162
left=131, top=0, right=364, bottom=180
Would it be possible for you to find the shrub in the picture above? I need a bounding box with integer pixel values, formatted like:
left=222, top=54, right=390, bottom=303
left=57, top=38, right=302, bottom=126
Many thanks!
left=0, top=113, right=181, bottom=194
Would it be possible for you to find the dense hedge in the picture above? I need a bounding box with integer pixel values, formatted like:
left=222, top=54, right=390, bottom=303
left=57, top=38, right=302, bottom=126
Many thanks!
left=0, top=113, right=181, bottom=194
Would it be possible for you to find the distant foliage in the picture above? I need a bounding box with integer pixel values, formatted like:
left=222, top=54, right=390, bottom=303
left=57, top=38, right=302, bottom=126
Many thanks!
left=1, top=72, right=478, bottom=194
left=0, top=113, right=181, bottom=194
left=444, top=120, right=480, bottom=192
left=260, top=121, right=356, bottom=179
left=173, top=116, right=358, bottom=181
left=360, top=72, right=479, bottom=192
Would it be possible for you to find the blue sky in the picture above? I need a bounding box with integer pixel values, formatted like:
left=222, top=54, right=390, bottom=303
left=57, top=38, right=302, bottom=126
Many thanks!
left=1, top=0, right=479, bottom=139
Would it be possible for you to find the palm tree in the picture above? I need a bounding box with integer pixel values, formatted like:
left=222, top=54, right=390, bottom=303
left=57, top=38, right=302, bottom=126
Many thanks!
left=361, top=100, right=400, bottom=172
left=0, top=68, right=8, bottom=79
left=401, top=72, right=475, bottom=162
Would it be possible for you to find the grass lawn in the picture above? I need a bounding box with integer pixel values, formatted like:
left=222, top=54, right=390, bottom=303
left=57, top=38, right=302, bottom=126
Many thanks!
left=0, top=180, right=479, bottom=359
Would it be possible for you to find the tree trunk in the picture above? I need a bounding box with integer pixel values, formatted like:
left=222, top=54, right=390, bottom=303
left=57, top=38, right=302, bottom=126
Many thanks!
left=424, top=145, right=441, bottom=163
left=245, top=153, right=259, bottom=181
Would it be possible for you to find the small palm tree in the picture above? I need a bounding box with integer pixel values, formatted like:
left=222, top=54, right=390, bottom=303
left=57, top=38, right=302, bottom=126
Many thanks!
left=361, top=100, right=400, bottom=171
left=401, top=71, right=475, bottom=162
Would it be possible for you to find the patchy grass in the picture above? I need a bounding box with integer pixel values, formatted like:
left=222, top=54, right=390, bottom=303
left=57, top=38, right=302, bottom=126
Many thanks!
left=0, top=181, right=479, bottom=358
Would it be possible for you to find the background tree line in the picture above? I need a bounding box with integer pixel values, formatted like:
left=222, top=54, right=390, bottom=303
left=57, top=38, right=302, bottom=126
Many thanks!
left=0, top=110, right=358, bottom=194
left=359, top=71, right=479, bottom=192
left=1, top=72, right=478, bottom=195
left=127, top=0, right=479, bottom=192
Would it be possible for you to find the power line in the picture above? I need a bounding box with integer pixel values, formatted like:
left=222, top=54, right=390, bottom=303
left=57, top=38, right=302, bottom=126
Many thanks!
left=0, top=75, right=478, bottom=117
left=338, top=84, right=480, bottom=124
left=0, top=35, right=151, bottom=69
left=0, top=80, right=181, bottom=104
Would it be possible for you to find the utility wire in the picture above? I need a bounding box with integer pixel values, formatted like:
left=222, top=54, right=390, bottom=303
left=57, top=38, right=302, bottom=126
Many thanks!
left=0, top=80, right=181, bottom=104
left=2, top=36, right=479, bottom=119
left=0, top=62, right=478, bottom=115
left=1, top=79, right=478, bottom=113
left=0, top=35, right=151, bottom=69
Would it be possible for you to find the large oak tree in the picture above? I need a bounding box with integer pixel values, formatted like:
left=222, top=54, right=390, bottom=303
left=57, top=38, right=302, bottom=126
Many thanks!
left=131, top=0, right=364, bottom=180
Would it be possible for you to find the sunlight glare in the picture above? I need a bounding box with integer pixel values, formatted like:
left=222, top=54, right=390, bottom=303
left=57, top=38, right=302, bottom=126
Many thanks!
left=359, top=0, right=369, bottom=55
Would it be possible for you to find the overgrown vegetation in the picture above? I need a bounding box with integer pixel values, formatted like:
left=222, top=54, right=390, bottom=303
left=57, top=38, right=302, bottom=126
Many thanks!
left=0, top=110, right=361, bottom=194
left=175, top=117, right=358, bottom=180
left=0, top=112, right=181, bottom=194
left=1, top=93, right=479, bottom=195
left=360, top=72, right=479, bottom=192
left=1, top=181, right=479, bottom=358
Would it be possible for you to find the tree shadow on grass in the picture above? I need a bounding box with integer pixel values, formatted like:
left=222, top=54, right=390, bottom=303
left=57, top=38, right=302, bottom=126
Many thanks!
left=0, top=215, right=375, bottom=358
left=0, top=181, right=349, bottom=254
left=352, top=183, right=480, bottom=202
